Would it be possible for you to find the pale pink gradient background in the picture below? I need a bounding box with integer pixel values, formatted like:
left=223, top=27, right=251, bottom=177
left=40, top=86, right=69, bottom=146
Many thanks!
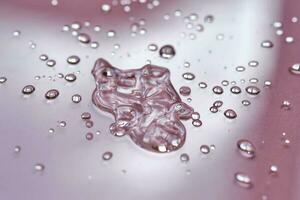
left=0, top=0, right=299, bottom=200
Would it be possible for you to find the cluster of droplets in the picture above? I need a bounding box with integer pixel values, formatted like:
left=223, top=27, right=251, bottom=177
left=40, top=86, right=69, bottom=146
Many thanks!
left=130, top=18, right=148, bottom=37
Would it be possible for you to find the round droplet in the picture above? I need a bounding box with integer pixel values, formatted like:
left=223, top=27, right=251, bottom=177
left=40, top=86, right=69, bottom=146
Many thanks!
left=65, top=73, right=77, bottom=82
left=182, top=72, right=195, bottom=80
left=213, top=100, right=223, bottom=108
left=192, top=119, right=202, bottom=127
left=71, top=21, right=81, bottom=30
left=34, top=163, right=45, bottom=172
left=236, top=66, right=246, bottom=72
left=245, top=86, right=260, bottom=95
left=289, top=63, right=300, bottom=75
left=22, top=85, right=35, bottom=95
left=90, top=41, right=99, bottom=49
left=195, top=24, right=204, bottom=32
left=191, top=112, right=200, bottom=120
left=72, top=94, right=82, bottom=103
left=210, top=106, right=218, bottom=113
left=224, top=109, right=237, bottom=119
left=13, top=30, right=21, bottom=37
left=242, top=100, right=251, bottom=106
left=248, top=60, right=259, bottom=67
left=0, top=77, right=7, bottom=84
left=85, top=132, right=94, bottom=141
left=230, top=86, right=241, bottom=94
left=200, top=145, right=210, bottom=154
left=180, top=153, right=190, bottom=163
left=81, top=112, right=91, bottom=120
left=148, top=43, right=158, bottom=51
left=237, top=139, right=256, bottom=159
left=198, top=82, right=207, bottom=88
left=204, top=15, right=214, bottom=23
left=107, top=30, right=116, bottom=38
left=269, top=165, right=278, bottom=175
left=46, top=59, right=56, bottom=67
left=102, top=151, right=113, bottom=161
left=14, top=145, right=21, bottom=153
left=179, top=86, right=191, bottom=96
left=48, top=128, right=55, bottom=134
left=77, top=33, right=91, bottom=44
left=45, top=89, right=59, bottom=100
left=85, top=120, right=94, bottom=128
left=234, top=173, right=252, bottom=188
left=285, top=36, right=294, bottom=44
left=59, top=121, right=66, bottom=127
left=39, top=54, right=48, bottom=61
left=62, top=25, right=70, bottom=32
left=101, top=3, right=111, bottom=12
left=261, top=40, right=274, bottom=48
left=264, top=80, right=272, bottom=87
left=212, top=86, right=224, bottom=94
left=221, top=80, right=229, bottom=86
left=67, top=55, right=80, bottom=65
left=159, top=45, right=176, bottom=59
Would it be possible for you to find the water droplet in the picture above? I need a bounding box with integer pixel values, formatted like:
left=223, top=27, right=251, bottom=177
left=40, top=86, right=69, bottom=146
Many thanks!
left=77, top=33, right=91, bottom=43
left=58, top=121, right=66, bottom=127
left=65, top=73, right=77, bottom=82
left=67, top=55, right=80, bottom=65
left=22, top=85, right=35, bottom=95
left=159, top=45, right=176, bottom=59
left=204, top=15, right=214, bottom=23
left=200, top=145, right=210, bottom=154
left=62, top=25, right=70, bottom=32
left=90, top=41, right=99, bottom=49
left=234, top=173, right=252, bottom=188
left=51, top=0, right=58, bottom=6
left=224, top=109, right=237, bottom=119
left=261, top=40, right=274, bottom=48
left=212, top=86, right=224, bottom=94
left=81, top=112, right=91, bottom=120
left=248, top=60, right=259, bottom=67
left=195, top=24, right=204, bottom=32
left=264, top=80, right=272, bottom=87
left=39, top=54, right=48, bottom=61
left=148, top=43, right=158, bottom=51
left=276, top=29, right=284, bottom=36
left=71, top=21, right=81, bottom=30
left=221, top=80, right=229, bottom=86
left=242, top=100, right=251, bottom=106
left=107, top=30, right=116, bottom=38
left=46, top=59, right=56, bottom=67
left=269, top=165, right=278, bottom=175
left=192, top=119, right=202, bottom=127
left=289, top=63, right=300, bottom=75
left=216, top=33, right=224, bottom=40
left=0, top=77, right=7, bottom=84
left=34, top=163, right=45, bottom=172
left=281, top=100, right=291, bottom=110
left=182, top=72, right=195, bottom=80
left=273, top=21, right=283, bottom=28
left=45, top=89, right=59, bottom=100
left=213, top=100, right=223, bottom=108
left=180, top=153, right=190, bottom=163
left=48, top=128, right=55, bottom=134
left=230, top=86, right=241, bottom=94
left=198, top=82, right=207, bottom=88
left=85, top=132, right=94, bottom=141
left=102, top=151, right=113, bottom=161
left=13, top=30, right=21, bottom=37
left=245, top=86, right=260, bottom=95
left=285, top=36, right=294, bottom=43
left=72, top=94, right=82, bottom=103
left=101, top=3, right=111, bottom=12
left=236, top=66, right=245, bottom=72
left=14, top=145, right=21, bottom=153
left=85, top=120, right=94, bottom=128
left=179, top=86, right=191, bottom=96
left=210, top=106, right=218, bottom=113
left=191, top=112, right=200, bottom=120
left=174, top=10, right=182, bottom=17
left=237, top=139, right=256, bottom=159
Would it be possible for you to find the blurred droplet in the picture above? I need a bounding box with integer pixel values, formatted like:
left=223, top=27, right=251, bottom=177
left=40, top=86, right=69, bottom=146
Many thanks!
left=234, top=173, right=252, bottom=188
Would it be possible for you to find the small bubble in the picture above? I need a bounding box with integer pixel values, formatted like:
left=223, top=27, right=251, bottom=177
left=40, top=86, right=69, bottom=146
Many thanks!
left=67, top=55, right=80, bottom=65
left=81, top=112, right=91, bottom=120
left=148, top=43, right=158, bottom=51
left=182, top=72, right=195, bottom=80
left=85, top=132, right=94, bottom=141
left=234, top=173, right=252, bottom=188
left=212, top=86, right=224, bottom=94
left=102, top=151, right=113, bottom=161
left=72, top=94, right=82, bottom=103
left=45, top=89, right=59, bottom=100
left=180, top=153, right=190, bottom=163
left=200, top=145, right=210, bottom=154
left=65, top=73, right=77, bottom=82
left=261, top=40, right=274, bottom=48
left=237, top=139, right=256, bottom=159
left=245, top=86, right=260, bottom=95
left=230, top=86, right=242, bottom=94
left=46, top=59, right=56, bottom=67
left=179, top=86, right=191, bottom=96
left=34, top=163, right=45, bottom=172
left=39, top=54, right=48, bottom=61
left=22, top=85, right=35, bottom=95
left=159, top=45, right=176, bottom=59
left=224, top=109, right=237, bottom=119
